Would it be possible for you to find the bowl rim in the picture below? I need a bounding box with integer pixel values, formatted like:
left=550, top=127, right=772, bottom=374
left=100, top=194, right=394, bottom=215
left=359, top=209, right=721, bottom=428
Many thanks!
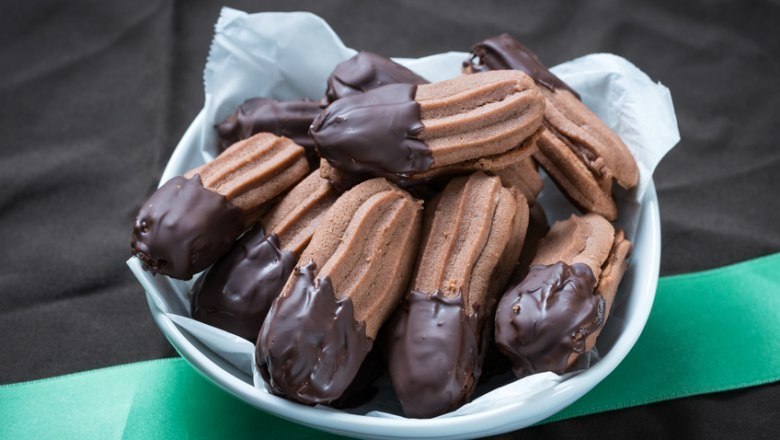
left=132, top=109, right=661, bottom=439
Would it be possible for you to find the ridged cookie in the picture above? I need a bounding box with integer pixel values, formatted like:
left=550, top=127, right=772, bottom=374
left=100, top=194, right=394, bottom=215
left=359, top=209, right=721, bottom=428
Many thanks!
left=494, top=213, right=631, bottom=377
left=131, top=133, right=309, bottom=280
left=318, top=131, right=539, bottom=192
left=465, top=34, right=638, bottom=220
left=387, top=172, right=529, bottom=418
left=310, top=70, right=544, bottom=187
left=496, top=157, right=544, bottom=204
left=191, top=171, right=338, bottom=340
left=260, top=170, right=339, bottom=255
left=215, top=98, right=322, bottom=167
left=185, top=133, right=310, bottom=216
left=256, top=178, right=422, bottom=404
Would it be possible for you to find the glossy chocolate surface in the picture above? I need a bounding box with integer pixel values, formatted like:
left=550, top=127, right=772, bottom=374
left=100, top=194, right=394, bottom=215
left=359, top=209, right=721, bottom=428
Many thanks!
left=311, top=83, right=432, bottom=180
left=191, top=225, right=295, bottom=341
left=324, top=51, right=428, bottom=104
left=388, top=290, right=483, bottom=418
left=467, top=33, right=580, bottom=99
left=131, top=175, right=244, bottom=280
left=256, top=262, right=373, bottom=404
left=216, top=98, right=322, bottom=165
left=495, top=262, right=603, bottom=377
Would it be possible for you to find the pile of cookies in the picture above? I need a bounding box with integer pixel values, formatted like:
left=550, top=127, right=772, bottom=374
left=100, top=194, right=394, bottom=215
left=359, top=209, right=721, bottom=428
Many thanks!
left=131, top=34, right=637, bottom=418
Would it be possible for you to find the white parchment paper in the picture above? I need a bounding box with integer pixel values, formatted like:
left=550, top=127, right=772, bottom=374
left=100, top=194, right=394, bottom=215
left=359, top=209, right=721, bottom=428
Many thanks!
left=136, top=7, right=679, bottom=419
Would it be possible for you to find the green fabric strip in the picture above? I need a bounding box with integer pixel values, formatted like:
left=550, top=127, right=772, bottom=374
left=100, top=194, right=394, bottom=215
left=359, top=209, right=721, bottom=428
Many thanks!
left=546, top=251, right=780, bottom=423
left=2, top=253, right=779, bottom=439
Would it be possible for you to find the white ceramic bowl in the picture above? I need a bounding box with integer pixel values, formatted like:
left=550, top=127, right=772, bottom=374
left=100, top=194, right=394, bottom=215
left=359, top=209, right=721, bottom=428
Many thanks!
left=128, top=105, right=661, bottom=438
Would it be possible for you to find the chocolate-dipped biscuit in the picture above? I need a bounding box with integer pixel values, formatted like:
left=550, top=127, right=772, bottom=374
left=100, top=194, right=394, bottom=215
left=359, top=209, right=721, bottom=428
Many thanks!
left=494, top=214, right=631, bottom=377
left=465, top=34, right=639, bottom=220
left=130, top=175, right=244, bottom=280
left=183, top=133, right=310, bottom=220
left=257, top=178, right=422, bottom=405
left=318, top=136, right=539, bottom=192
left=323, top=51, right=428, bottom=105
left=131, top=133, right=309, bottom=280
left=464, top=33, right=580, bottom=98
left=215, top=98, right=322, bottom=166
left=190, top=225, right=295, bottom=341
left=387, top=172, right=529, bottom=418
left=191, top=171, right=338, bottom=340
left=311, top=70, right=545, bottom=187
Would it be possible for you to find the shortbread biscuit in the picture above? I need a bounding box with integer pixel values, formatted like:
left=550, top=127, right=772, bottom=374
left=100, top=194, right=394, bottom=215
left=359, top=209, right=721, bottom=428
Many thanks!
left=185, top=133, right=309, bottom=216
left=131, top=133, right=309, bottom=279
left=464, top=33, right=580, bottom=98
left=494, top=213, right=631, bottom=377
left=260, top=170, right=339, bottom=255
left=323, top=51, right=428, bottom=104
left=215, top=98, right=322, bottom=166
left=387, top=172, right=528, bottom=418
left=310, top=70, right=544, bottom=187
left=257, top=178, right=422, bottom=404
left=465, top=34, right=638, bottom=220
left=191, top=171, right=338, bottom=340
left=318, top=130, right=540, bottom=192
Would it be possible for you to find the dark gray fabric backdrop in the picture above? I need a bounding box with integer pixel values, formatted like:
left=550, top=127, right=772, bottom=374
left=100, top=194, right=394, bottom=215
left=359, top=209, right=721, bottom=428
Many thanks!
left=1, top=0, right=778, bottom=438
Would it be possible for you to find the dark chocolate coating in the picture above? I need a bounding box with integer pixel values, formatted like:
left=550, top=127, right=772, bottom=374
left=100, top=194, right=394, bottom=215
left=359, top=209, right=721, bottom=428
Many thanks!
left=330, top=347, right=385, bottom=409
left=130, top=175, right=244, bottom=280
left=256, top=262, right=373, bottom=404
left=310, top=83, right=433, bottom=180
left=215, top=98, right=322, bottom=165
left=323, top=51, right=428, bottom=104
left=191, top=225, right=296, bottom=342
left=466, top=33, right=580, bottom=99
left=387, top=290, right=484, bottom=418
left=495, top=262, right=604, bottom=377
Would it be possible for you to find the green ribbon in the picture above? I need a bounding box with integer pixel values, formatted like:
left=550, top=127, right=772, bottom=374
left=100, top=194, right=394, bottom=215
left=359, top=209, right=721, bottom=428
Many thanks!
left=3, top=253, right=780, bottom=439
